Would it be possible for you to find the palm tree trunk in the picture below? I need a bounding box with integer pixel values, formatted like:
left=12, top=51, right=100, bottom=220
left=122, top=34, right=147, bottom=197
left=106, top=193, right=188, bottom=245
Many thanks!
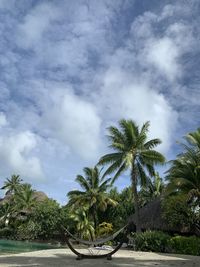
left=92, top=205, right=98, bottom=235
left=89, top=229, right=94, bottom=242
left=131, top=167, right=142, bottom=232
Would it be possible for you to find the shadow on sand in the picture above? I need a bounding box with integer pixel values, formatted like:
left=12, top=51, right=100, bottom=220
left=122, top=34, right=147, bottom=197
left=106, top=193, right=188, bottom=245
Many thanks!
left=0, top=250, right=199, bottom=267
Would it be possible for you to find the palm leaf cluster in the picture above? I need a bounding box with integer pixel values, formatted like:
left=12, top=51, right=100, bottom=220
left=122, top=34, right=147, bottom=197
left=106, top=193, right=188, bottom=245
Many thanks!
left=67, top=166, right=117, bottom=234
left=166, top=129, right=200, bottom=204
left=98, top=119, right=165, bottom=231
left=69, top=208, right=95, bottom=240
left=0, top=175, right=37, bottom=226
left=1, top=175, right=22, bottom=195
left=140, top=172, right=164, bottom=207
left=99, top=120, right=164, bottom=184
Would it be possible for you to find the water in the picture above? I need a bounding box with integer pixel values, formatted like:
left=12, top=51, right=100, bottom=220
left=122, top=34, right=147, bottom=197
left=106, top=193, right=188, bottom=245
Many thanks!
left=0, top=239, right=58, bottom=254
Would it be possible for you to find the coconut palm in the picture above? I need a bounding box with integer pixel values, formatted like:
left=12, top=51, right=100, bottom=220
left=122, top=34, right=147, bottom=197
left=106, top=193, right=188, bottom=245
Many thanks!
left=1, top=175, right=22, bottom=195
left=166, top=128, right=200, bottom=203
left=14, top=184, right=37, bottom=213
left=67, top=166, right=117, bottom=231
left=140, top=172, right=164, bottom=207
left=98, top=119, right=165, bottom=231
left=69, top=208, right=95, bottom=240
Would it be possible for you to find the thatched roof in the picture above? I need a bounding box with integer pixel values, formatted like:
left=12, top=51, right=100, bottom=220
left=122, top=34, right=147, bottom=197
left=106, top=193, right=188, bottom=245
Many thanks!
left=33, top=191, right=48, bottom=202
left=128, top=198, right=170, bottom=231
left=0, top=192, right=13, bottom=205
left=128, top=198, right=199, bottom=236
left=0, top=191, right=48, bottom=206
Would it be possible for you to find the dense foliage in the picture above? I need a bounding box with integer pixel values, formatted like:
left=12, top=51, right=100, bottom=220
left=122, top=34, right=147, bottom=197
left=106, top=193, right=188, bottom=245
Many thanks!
left=169, top=235, right=200, bottom=256
left=0, top=177, right=71, bottom=241
left=134, top=231, right=170, bottom=253
left=133, top=230, right=200, bottom=256
left=0, top=121, right=199, bottom=256
left=99, top=187, right=134, bottom=230
left=162, top=194, right=198, bottom=233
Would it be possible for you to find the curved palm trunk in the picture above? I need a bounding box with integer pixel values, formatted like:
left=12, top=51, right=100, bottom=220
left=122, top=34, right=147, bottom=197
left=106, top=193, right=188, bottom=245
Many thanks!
left=131, top=167, right=142, bottom=232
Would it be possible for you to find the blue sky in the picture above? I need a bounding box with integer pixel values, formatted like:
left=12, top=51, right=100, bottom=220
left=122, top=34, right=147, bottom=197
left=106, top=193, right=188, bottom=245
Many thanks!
left=0, top=0, right=199, bottom=204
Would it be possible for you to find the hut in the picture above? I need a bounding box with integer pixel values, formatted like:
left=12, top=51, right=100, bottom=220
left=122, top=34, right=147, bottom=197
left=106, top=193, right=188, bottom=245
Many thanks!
left=128, top=197, right=200, bottom=236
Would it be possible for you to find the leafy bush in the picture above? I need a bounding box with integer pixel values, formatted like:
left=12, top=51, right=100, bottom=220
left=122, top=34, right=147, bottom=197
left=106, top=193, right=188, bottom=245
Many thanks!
left=133, top=231, right=200, bottom=256
left=0, top=227, right=13, bottom=238
left=162, top=195, right=196, bottom=231
left=97, top=222, right=113, bottom=237
left=30, top=199, right=63, bottom=239
left=15, top=221, right=41, bottom=240
left=169, top=236, right=200, bottom=256
left=134, top=231, right=170, bottom=252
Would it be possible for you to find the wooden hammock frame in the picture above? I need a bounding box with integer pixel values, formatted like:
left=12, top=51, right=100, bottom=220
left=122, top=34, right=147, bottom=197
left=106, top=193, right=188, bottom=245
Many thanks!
left=65, top=225, right=128, bottom=260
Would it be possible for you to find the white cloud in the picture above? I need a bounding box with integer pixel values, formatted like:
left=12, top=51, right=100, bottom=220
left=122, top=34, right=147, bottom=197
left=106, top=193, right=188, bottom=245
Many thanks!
left=0, top=0, right=199, bottom=202
left=0, top=130, right=44, bottom=181
left=17, top=2, right=60, bottom=49
left=145, top=37, right=179, bottom=81
left=95, top=68, right=178, bottom=153
left=42, top=87, right=102, bottom=160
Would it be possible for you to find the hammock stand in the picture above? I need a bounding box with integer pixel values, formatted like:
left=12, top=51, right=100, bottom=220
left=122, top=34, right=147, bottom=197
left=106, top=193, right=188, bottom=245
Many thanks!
left=65, top=224, right=128, bottom=260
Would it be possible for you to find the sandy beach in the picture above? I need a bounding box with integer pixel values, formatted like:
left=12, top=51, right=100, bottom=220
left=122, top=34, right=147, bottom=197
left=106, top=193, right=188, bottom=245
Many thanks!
left=0, top=248, right=199, bottom=267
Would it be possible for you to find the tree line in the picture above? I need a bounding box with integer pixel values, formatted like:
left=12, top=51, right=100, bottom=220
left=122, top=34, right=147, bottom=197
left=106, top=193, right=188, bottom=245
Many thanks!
left=0, top=119, right=199, bottom=241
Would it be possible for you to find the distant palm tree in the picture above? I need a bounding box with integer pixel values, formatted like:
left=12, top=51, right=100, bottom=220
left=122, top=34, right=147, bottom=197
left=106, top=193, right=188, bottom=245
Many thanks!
left=140, top=172, right=164, bottom=207
left=14, top=184, right=37, bottom=213
left=166, top=128, right=200, bottom=203
left=98, top=119, right=165, bottom=232
left=0, top=202, right=13, bottom=227
left=67, top=166, right=117, bottom=231
left=1, top=175, right=22, bottom=195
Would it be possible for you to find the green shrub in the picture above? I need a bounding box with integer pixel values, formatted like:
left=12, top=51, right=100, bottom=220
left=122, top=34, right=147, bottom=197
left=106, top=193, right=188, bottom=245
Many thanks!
left=133, top=231, right=200, bottom=256
left=134, top=231, right=170, bottom=252
left=15, top=221, right=41, bottom=240
left=169, top=236, right=200, bottom=256
left=162, top=195, right=196, bottom=231
left=0, top=227, right=13, bottom=238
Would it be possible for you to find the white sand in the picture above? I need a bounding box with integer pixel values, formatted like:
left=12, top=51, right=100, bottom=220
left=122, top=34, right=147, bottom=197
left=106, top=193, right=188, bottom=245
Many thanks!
left=0, top=248, right=199, bottom=267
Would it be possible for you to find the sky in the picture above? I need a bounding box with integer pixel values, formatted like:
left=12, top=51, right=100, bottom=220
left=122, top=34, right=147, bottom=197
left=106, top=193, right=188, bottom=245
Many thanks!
left=0, top=0, right=199, bottom=204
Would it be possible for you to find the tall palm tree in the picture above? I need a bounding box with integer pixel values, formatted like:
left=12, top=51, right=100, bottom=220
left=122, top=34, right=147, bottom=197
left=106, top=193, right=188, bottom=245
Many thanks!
left=166, top=128, right=200, bottom=203
left=67, top=166, right=117, bottom=232
left=1, top=175, right=22, bottom=195
left=98, top=119, right=165, bottom=232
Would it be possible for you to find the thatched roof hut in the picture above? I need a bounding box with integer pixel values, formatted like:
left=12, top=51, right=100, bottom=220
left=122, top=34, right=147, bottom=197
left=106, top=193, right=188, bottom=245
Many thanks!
left=33, top=191, right=48, bottom=202
left=128, top=198, right=199, bottom=236
left=0, top=191, right=48, bottom=206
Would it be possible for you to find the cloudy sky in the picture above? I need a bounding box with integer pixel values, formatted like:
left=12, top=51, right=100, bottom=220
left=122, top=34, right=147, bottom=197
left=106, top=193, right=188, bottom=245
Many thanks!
left=0, top=0, right=199, bottom=204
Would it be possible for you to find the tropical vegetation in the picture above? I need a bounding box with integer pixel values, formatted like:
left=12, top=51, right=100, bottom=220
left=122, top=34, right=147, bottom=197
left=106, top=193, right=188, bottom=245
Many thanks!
left=67, top=166, right=117, bottom=238
left=98, top=120, right=165, bottom=231
left=0, top=119, right=199, bottom=256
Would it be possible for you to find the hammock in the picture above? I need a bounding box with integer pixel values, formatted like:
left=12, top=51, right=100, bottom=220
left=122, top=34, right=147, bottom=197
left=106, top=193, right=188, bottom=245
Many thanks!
left=64, top=224, right=128, bottom=260
left=65, top=224, right=128, bottom=246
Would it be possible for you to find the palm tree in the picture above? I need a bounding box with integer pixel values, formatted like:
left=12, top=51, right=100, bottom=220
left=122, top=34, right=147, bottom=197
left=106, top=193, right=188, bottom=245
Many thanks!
left=140, top=172, right=164, bottom=207
left=166, top=128, right=200, bottom=203
left=67, top=166, right=117, bottom=232
left=14, top=184, right=37, bottom=213
left=1, top=175, right=22, bottom=195
left=0, top=202, right=13, bottom=227
left=98, top=119, right=165, bottom=232
left=69, top=208, right=95, bottom=240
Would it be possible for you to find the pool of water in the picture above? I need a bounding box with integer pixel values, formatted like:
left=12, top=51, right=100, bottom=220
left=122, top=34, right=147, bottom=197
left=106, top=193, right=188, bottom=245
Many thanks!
left=0, top=239, right=59, bottom=254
